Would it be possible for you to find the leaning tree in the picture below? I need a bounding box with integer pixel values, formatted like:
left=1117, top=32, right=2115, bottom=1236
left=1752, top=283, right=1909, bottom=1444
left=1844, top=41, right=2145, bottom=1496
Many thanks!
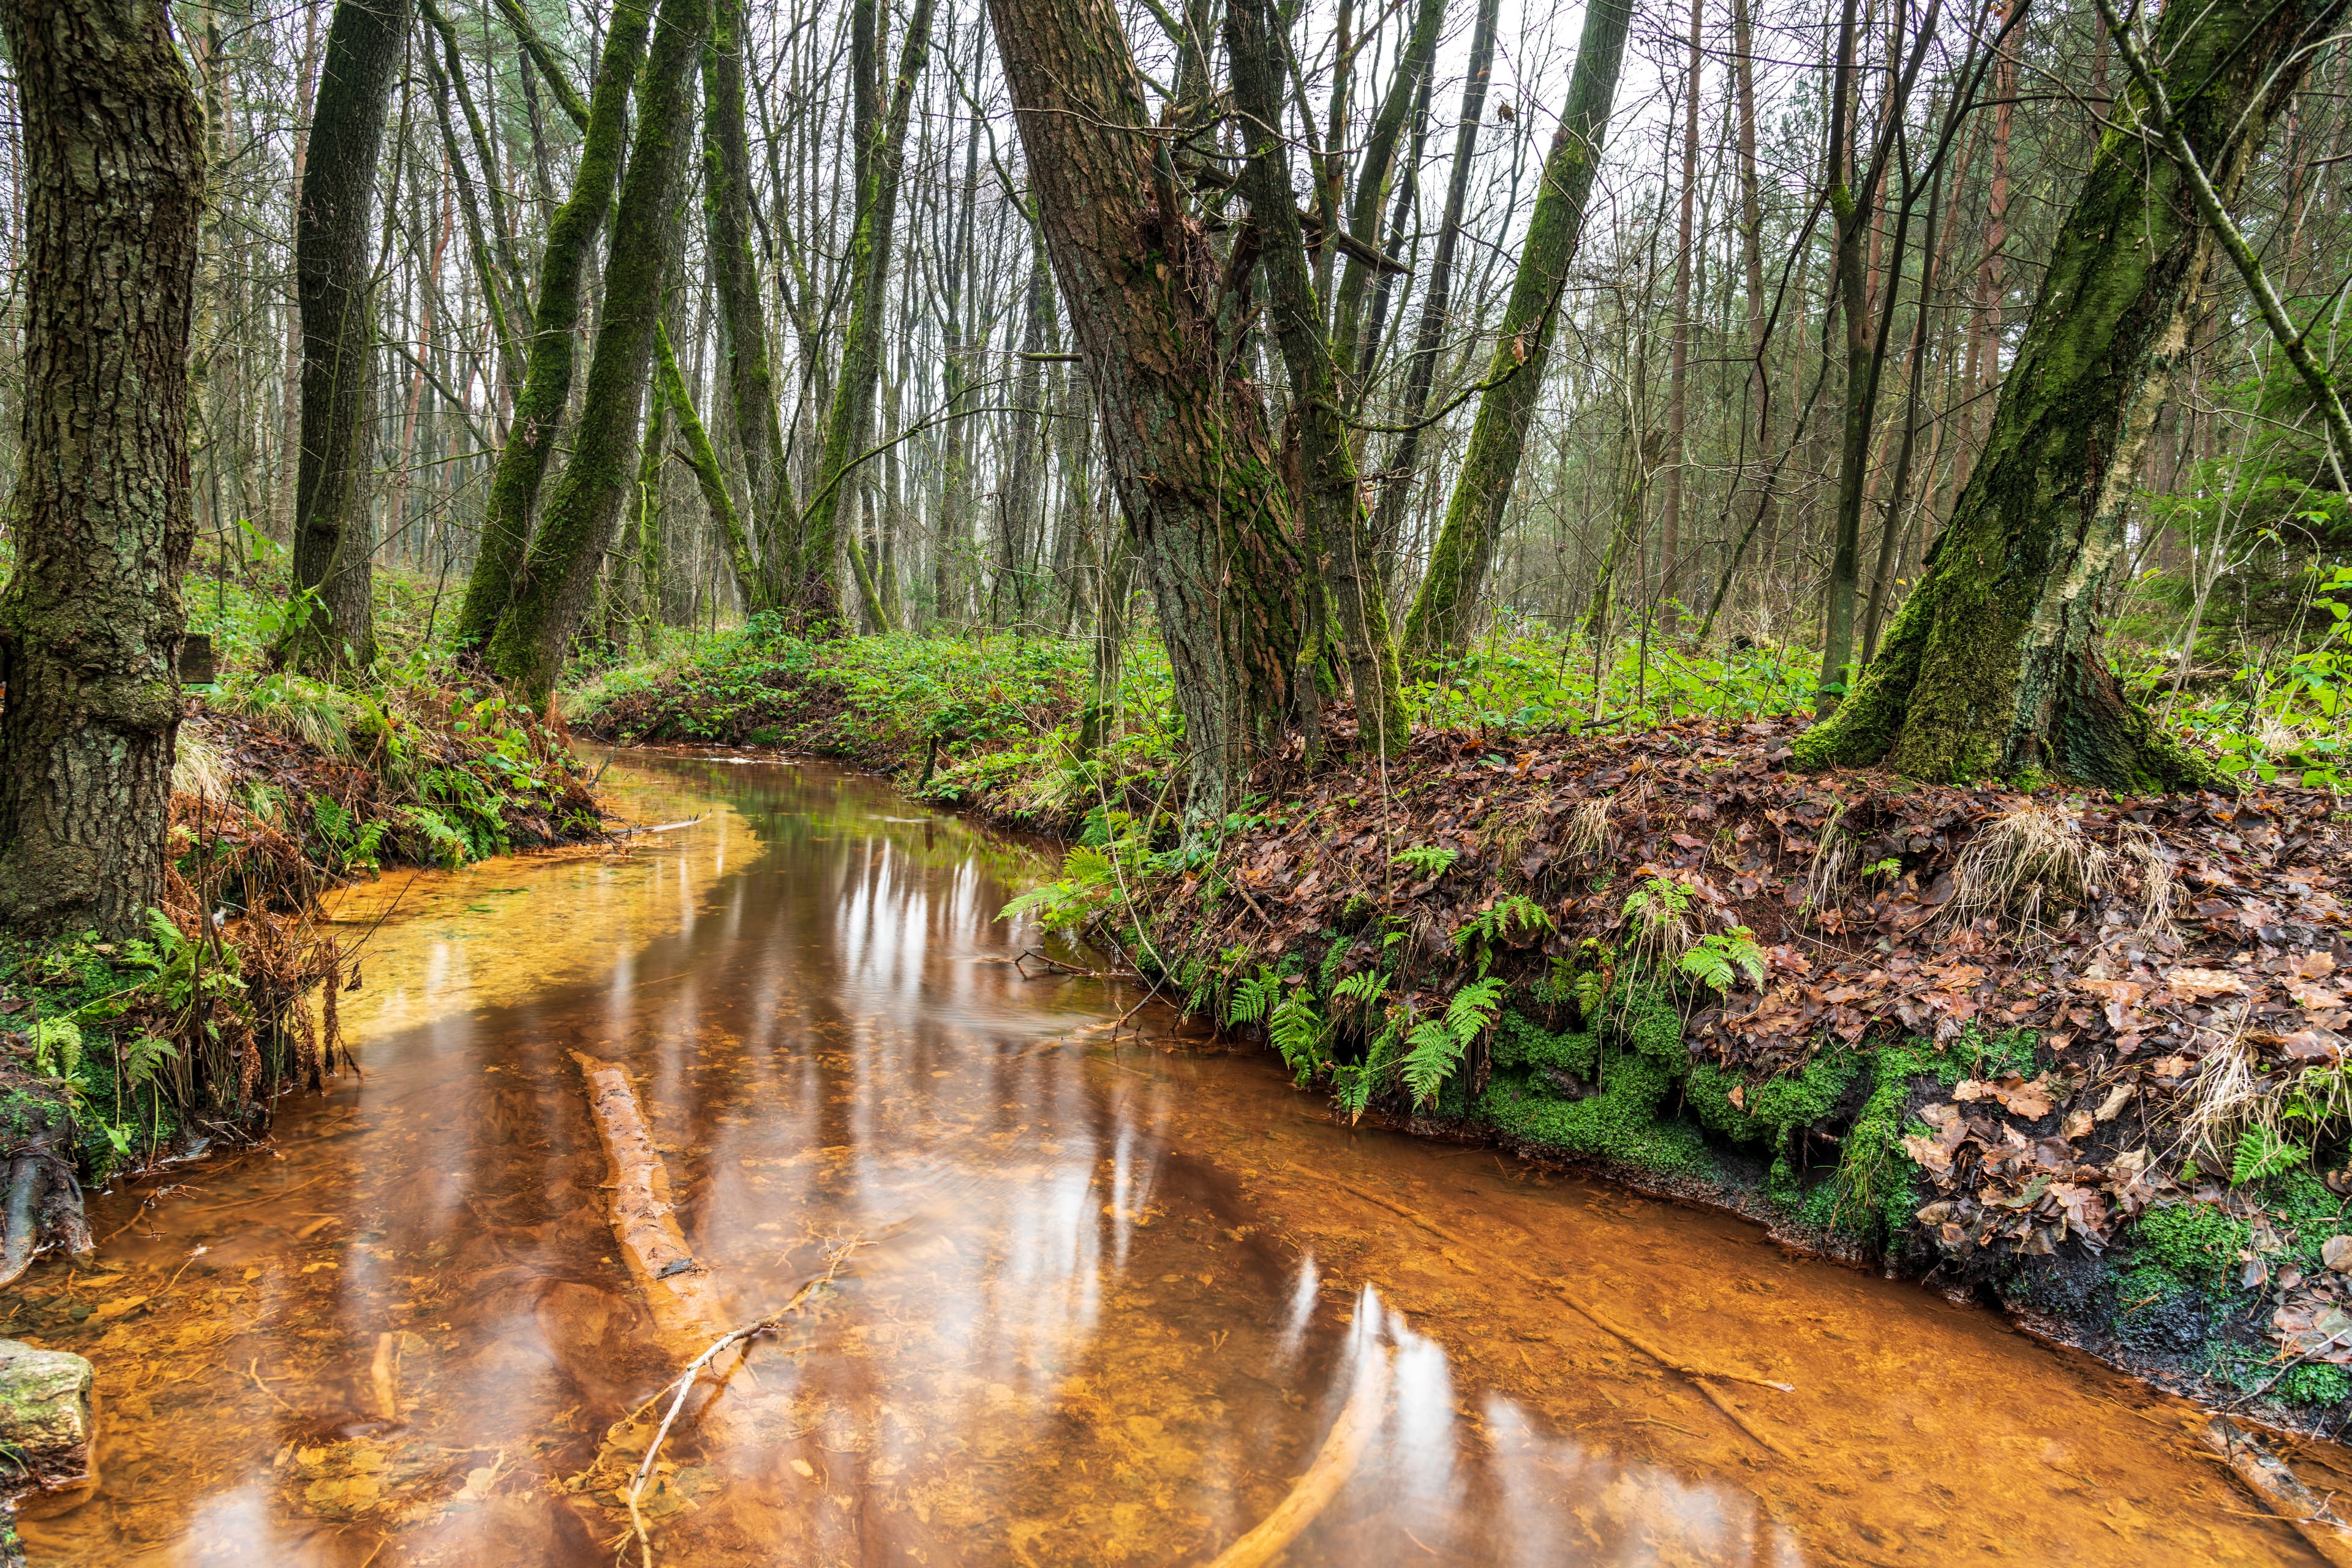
left=1794, top=0, right=2350, bottom=786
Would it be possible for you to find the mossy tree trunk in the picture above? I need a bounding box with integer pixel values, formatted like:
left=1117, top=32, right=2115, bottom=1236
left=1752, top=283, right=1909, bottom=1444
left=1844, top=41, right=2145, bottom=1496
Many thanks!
left=986, top=0, right=1306, bottom=828
left=702, top=0, right=788, bottom=608
left=451, top=0, right=653, bottom=652
left=0, top=0, right=204, bottom=937
left=786, top=0, right=935, bottom=630
left=1398, top=0, right=1632, bottom=669
left=1226, top=0, right=1409, bottom=757
left=282, top=0, right=413, bottom=673
left=484, top=0, right=707, bottom=703
left=1793, top=0, right=2346, bottom=786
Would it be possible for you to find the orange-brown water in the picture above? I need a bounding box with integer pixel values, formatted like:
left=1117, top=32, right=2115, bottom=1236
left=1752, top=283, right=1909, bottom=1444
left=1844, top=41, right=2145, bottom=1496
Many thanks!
left=10, top=753, right=2335, bottom=1565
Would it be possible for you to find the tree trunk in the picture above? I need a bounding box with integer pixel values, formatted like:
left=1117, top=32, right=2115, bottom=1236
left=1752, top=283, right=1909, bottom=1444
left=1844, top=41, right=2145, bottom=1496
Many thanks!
left=1366, top=0, right=1499, bottom=600
left=1227, top=0, right=1409, bottom=755
left=788, top=0, right=935, bottom=628
left=703, top=0, right=788, bottom=606
left=1398, top=0, right=1632, bottom=668
left=986, top=0, right=1306, bottom=827
left=0, top=0, right=204, bottom=937
left=453, top=0, right=653, bottom=651
left=284, top=0, right=413, bottom=673
left=485, top=0, right=709, bottom=701
left=1793, top=0, right=2342, bottom=786
left=1658, top=0, right=1704, bottom=624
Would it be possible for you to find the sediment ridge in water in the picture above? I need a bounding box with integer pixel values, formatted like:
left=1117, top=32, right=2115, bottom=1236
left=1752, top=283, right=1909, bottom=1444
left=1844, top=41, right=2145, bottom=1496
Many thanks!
left=8, top=753, right=2339, bottom=1565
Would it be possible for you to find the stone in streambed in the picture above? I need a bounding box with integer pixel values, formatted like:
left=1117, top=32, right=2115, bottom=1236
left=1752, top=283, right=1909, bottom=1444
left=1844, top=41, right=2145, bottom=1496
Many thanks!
left=0, top=1337, right=96, bottom=1563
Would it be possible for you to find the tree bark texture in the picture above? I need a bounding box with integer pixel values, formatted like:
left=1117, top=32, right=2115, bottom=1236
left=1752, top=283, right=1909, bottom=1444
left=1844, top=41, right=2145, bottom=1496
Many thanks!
left=1227, top=0, right=1408, bottom=756
left=0, top=0, right=205, bottom=935
left=1367, top=0, right=1499, bottom=599
left=789, top=0, right=935, bottom=628
left=486, top=0, right=707, bottom=701
left=703, top=0, right=788, bottom=606
left=285, top=0, right=413, bottom=671
left=453, top=0, right=653, bottom=650
left=1399, top=0, right=1632, bottom=668
left=1793, top=0, right=2345, bottom=786
left=987, top=0, right=1306, bottom=825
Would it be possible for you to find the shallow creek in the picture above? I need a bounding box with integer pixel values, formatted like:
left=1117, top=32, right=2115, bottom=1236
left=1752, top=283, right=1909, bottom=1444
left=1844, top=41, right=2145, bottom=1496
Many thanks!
left=10, top=753, right=2338, bottom=1565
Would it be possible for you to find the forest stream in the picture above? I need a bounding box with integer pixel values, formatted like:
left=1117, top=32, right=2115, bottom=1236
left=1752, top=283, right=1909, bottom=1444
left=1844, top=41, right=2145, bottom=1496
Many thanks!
left=9, top=753, right=2337, bottom=1566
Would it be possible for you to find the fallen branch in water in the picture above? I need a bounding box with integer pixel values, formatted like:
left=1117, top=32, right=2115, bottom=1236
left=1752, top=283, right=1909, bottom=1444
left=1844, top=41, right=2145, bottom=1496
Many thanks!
left=622, top=1237, right=863, bottom=1567
left=1206, top=1343, right=1394, bottom=1568
left=1321, top=1168, right=1796, bottom=1445
left=2199, top=1416, right=2352, bottom=1568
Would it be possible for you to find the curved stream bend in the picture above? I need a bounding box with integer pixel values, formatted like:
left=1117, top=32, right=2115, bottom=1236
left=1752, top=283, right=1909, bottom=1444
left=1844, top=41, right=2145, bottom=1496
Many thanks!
left=13, top=753, right=2332, bottom=1566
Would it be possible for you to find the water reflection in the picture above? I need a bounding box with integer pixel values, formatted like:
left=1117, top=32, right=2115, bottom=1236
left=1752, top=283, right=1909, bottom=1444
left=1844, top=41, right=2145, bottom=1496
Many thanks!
left=13, top=754, right=2324, bottom=1566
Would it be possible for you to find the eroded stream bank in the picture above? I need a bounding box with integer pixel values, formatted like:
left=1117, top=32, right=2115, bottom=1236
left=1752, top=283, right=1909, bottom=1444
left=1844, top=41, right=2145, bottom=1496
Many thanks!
left=7, top=754, right=2338, bottom=1564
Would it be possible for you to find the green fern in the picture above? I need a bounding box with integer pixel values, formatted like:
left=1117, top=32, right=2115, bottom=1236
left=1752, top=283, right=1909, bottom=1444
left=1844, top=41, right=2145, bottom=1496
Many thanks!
left=117, top=1033, right=179, bottom=1090
left=1227, top=966, right=1282, bottom=1026
left=1678, top=926, right=1766, bottom=995
left=32, top=1019, right=83, bottom=1082
left=1270, top=990, right=1327, bottom=1085
left=399, top=804, right=473, bottom=870
left=1454, top=894, right=1556, bottom=973
left=2232, top=1124, right=2307, bottom=1186
left=1400, top=976, right=1506, bottom=1108
left=1622, top=875, right=1692, bottom=932
left=1330, top=969, right=1390, bottom=1017
left=1392, top=845, right=1458, bottom=880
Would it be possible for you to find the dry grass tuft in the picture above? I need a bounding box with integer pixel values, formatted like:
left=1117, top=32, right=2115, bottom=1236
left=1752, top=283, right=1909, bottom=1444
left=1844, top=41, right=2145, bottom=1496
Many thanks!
left=1948, top=804, right=2112, bottom=936
left=1566, top=797, right=1610, bottom=865
left=2113, top=823, right=2180, bottom=943
left=172, top=719, right=233, bottom=802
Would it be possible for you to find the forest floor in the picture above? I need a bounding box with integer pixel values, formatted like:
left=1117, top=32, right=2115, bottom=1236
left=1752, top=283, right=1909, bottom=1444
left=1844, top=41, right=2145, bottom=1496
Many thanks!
left=573, top=625, right=2352, bottom=1438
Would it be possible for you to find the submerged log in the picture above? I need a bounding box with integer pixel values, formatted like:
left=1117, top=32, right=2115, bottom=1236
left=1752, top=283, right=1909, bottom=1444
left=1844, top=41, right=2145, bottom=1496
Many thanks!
left=568, top=1051, right=730, bottom=1349
left=2200, top=1417, right=2352, bottom=1568
left=1207, top=1346, right=1393, bottom=1568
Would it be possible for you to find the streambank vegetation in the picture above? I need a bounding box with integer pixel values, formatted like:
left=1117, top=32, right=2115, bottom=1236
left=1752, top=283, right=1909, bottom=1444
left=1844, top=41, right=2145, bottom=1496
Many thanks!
left=9, top=0, right=2352, bottom=1532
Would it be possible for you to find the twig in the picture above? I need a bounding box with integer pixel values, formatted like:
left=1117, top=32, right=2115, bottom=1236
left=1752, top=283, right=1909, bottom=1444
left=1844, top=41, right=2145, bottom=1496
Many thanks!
left=622, top=1239, right=864, bottom=1566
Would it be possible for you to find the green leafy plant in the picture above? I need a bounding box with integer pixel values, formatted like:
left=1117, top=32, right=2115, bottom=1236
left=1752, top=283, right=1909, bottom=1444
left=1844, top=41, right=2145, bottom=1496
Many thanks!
left=1678, top=927, right=1767, bottom=995
left=1864, top=857, right=1902, bottom=878
left=2233, top=1123, right=2308, bottom=1186
left=1392, top=845, right=1458, bottom=880
left=1331, top=969, right=1391, bottom=1017
left=1000, top=844, right=1129, bottom=933
left=1270, top=989, right=1327, bottom=1086
left=1622, top=875, right=1692, bottom=930
left=1400, top=977, right=1506, bottom=1108
left=31, top=1019, right=83, bottom=1082
left=1453, top=895, right=1556, bottom=974
left=1227, top=965, right=1283, bottom=1027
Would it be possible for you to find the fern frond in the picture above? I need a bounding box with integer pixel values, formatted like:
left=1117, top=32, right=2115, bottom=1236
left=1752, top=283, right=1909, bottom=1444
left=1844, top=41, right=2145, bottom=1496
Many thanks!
left=1227, top=967, right=1281, bottom=1026
left=1400, top=1019, right=1464, bottom=1107
left=1270, top=991, right=1326, bottom=1081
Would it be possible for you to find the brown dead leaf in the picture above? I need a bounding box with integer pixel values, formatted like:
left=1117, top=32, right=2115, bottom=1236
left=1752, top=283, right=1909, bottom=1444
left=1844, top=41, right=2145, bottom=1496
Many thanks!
left=2092, top=1083, right=2134, bottom=1123
left=1901, top=1133, right=1954, bottom=1174
left=2324, top=1236, right=2352, bottom=1273
left=2062, top=1110, right=2093, bottom=1142
left=2166, top=967, right=2249, bottom=999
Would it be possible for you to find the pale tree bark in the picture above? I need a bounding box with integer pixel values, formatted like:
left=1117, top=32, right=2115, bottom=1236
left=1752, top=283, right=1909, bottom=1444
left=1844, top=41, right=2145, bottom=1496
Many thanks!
left=0, top=0, right=205, bottom=935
